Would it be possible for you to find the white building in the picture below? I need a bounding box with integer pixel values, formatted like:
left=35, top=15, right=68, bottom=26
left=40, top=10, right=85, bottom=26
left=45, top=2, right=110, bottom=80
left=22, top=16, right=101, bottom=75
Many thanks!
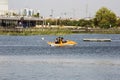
left=0, top=0, right=8, bottom=15
left=19, top=8, right=34, bottom=16
left=0, top=0, right=40, bottom=17
left=19, top=8, right=40, bottom=17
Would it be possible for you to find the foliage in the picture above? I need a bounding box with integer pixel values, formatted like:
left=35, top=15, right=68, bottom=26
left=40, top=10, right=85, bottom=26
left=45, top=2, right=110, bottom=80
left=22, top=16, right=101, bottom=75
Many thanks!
left=13, top=13, right=18, bottom=16
left=60, top=19, right=77, bottom=26
left=44, top=7, right=118, bottom=29
left=94, top=7, right=117, bottom=28
left=46, top=19, right=93, bottom=27
left=46, top=19, right=56, bottom=25
left=116, top=18, right=120, bottom=27
left=98, top=19, right=110, bottom=28
left=33, top=13, right=40, bottom=17
left=0, top=28, right=72, bottom=35
left=78, top=19, right=93, bottom=27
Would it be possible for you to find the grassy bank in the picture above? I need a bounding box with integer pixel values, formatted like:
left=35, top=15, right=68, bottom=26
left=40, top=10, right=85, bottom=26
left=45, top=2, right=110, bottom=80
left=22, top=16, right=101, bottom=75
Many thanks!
left=72, top=29, right=120, bottom=34
left=0, top=28, right=120, bottom=36
left=0, top=28, right=72, bottom=36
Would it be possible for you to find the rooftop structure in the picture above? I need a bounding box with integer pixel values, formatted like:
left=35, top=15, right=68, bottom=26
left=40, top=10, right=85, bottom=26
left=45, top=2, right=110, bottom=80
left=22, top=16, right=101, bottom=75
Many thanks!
left=0, top=16, right=43, bottom=28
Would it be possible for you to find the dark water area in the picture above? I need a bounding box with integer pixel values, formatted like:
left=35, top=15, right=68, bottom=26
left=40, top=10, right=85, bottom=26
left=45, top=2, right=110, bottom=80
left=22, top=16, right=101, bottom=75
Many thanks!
left=0, top=34, right=120, bottom=80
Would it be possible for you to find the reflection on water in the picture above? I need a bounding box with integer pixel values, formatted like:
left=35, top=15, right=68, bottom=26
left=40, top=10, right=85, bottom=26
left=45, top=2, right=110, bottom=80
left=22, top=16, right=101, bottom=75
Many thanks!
left=0, top=55, right=120, bottom=80
left=0, top=55, right=120, bottom=66
left=0, top=34, right=120, bottom=80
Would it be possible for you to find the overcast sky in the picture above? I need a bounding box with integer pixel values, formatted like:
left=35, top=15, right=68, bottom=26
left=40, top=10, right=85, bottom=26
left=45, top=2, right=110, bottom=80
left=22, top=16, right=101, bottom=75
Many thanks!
left=9, top=0, right=120, bottom=18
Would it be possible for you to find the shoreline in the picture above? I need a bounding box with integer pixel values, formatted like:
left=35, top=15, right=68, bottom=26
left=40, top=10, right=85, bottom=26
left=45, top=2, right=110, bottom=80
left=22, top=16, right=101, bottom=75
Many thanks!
left=0, top=28, right=120, bottom=36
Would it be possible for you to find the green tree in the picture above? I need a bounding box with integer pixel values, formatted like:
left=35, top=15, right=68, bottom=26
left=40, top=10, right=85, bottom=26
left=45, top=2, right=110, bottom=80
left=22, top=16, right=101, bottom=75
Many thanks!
left=13, top=13, right=18, bottom=16
left=33, top=13, right=40, bottom=17
left=116, top=18, right=120, bottom=27
left=94, top=7, right=117, bottom=28
left=78, top=19, right=93, bottom=27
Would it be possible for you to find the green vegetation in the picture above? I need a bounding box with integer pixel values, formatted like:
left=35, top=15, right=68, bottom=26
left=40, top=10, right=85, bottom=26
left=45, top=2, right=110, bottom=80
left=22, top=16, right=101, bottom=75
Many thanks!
left=45, top=7, right=119, bottom=29
left=1, top=27, right=120, bottom=36
left=116, top=18, right=120, bottom=27
left=0, top=28, right=72, bottom=36
left=33, top=13, right=40, bottom=18
left=94, top=7, right=117, bottom=29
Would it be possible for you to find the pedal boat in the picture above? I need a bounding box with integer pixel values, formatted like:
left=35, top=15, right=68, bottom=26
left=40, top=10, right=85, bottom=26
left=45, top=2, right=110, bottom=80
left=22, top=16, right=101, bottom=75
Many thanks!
left=47, top=40, right=77, bottom=47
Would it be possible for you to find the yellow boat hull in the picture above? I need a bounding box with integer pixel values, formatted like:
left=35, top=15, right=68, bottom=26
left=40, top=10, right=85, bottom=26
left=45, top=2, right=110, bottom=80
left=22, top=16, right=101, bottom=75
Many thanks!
left=47, top=40, right=77, bottom=47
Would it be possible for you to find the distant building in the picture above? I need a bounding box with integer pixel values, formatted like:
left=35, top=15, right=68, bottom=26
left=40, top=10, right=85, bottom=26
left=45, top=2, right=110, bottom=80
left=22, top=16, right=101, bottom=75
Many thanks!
left=0, top=0, right=42, bottom=28
left=22, top=8, right=33, bottom=16
left=19, top=8, right=40, bottom=17
left=0, top=0, right=40, bottom=17
left=0, top=0, right=8, bottom=15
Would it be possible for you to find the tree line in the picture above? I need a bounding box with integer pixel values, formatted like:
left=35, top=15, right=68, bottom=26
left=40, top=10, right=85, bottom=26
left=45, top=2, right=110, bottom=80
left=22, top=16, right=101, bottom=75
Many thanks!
left=45, top=7, right=120, bottom=29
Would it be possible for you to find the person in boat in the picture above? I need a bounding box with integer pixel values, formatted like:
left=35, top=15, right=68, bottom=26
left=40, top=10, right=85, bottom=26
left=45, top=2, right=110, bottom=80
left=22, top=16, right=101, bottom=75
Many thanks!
left=55, top=37, right=61, bottom=44
left=61, top=37, right=67, bottom=43
left=55, top=38, right=58, bottom=43
left=55, top=37, right=67, bottom=44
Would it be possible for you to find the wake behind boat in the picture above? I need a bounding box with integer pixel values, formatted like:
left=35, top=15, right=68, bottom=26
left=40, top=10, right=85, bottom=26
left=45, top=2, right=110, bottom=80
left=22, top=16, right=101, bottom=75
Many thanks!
left=47, top=37, right=77, bottom=47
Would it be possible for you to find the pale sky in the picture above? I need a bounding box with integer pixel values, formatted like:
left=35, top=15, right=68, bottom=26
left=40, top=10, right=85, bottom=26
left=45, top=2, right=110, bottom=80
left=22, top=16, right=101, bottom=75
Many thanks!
left=9, top=0, right=120, bottom=18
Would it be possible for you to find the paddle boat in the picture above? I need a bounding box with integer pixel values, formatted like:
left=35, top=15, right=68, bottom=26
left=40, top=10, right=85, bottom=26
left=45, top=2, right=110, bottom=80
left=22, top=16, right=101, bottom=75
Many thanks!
left=47, top=37, right=77, bottom=47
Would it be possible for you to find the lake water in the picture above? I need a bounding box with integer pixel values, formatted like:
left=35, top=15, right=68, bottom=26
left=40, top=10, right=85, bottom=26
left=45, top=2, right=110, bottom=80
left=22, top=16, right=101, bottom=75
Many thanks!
left=0, top=34, right=120, bottom=80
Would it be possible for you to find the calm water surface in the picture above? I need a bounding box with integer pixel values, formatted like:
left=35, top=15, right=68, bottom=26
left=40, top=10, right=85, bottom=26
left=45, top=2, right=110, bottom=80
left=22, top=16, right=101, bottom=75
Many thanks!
left=0, top=34, right=120, bottom=80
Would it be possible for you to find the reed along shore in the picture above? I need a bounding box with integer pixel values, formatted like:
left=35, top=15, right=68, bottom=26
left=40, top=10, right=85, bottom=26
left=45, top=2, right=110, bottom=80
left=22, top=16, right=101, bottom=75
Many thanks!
left=0, top=27, right=120, bottom=36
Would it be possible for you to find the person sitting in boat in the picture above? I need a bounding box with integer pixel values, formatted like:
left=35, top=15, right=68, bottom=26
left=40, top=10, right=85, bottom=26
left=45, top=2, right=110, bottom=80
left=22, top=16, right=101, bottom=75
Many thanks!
left=55, top=38, right=59, bottom=43
left=55, top=37, right=61, bottom=44
left=55, top=37, right=67, bottom=44
left=61, top=37, right=67, bottom=43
